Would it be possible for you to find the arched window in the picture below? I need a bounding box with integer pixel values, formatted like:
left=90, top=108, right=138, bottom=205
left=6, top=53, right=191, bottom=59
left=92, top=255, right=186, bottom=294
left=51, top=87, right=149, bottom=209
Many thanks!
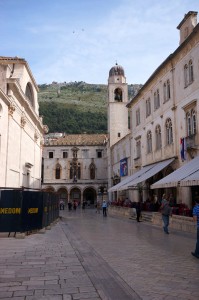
left=114, top=88, right=122, bottom=102
left=146, top=98, right=151, bottom=117
left=147, top=130, right=152, bottom=153
left=154, top=89, right=160, bottom=110
left=165, top=118, right=173, bottom=145
left=192, top=110, right=197, bottom=135
left=163, top=83, right=167, bottom=103
left=25, top=82, right=34, bottom=107
left=186, top=112, right=191, bottom=136
left=167, top=80, right=170, bottom=100
left=78, top=163, right=81, bottom=179
left=154, top=92, right=157, bottom=110
left=90, top=163, right=95, bottom=180
left=189, top=60, right=194, bottom=83
left=186, top=109, right=197, bottom=136
left=55, top=164, right=61, bottom=179
left=136, top=108, right=140, bottom=126
left=184, top=64, right=188, bottom=87
left=157, top=89, right=160, bottom=108
left=155, top=125, right=162, bottom=150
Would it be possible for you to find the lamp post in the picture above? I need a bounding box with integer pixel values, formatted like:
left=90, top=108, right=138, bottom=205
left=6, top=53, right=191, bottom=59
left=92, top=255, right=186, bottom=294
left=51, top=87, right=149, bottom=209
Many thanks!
left=98, top=186, right=107, bottom=202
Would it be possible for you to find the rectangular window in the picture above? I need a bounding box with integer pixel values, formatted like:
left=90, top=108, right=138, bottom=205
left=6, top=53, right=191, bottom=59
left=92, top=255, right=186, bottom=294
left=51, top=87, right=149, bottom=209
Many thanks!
left=118, top=133, right=121, bottom=137
left=49, top=152, right=53, bottom=158
left=136, top=109, right=140, bottom=126
left=63, top=152, right=68, bottom=158
left=97, top=150, right=102, bottom=158
left=136, top=140, right=141, bottom=158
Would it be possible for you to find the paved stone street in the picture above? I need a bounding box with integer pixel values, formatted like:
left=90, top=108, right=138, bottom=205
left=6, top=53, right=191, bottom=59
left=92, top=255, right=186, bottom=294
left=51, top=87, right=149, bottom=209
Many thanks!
left=0, top=208, right=198, bottom=300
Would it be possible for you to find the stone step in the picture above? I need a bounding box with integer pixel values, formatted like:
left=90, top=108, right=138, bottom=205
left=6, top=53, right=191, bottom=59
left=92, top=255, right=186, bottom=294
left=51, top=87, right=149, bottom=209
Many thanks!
left=130, top=211, right=153, bottom=222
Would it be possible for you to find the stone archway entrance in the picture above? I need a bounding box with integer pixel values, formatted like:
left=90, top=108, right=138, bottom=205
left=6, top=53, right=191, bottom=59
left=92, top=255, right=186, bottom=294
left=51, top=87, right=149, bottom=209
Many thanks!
left=43, top=186, right=55, bottom=193
left=83, top=188, right=97, bottom=207
left=70, top=188, right=81, bottom=206
left=57, top=188, right=68, bottom=204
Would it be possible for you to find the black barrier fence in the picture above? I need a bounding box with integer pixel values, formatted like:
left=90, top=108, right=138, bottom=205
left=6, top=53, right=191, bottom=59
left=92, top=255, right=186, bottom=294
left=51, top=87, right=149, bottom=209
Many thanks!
left=0, top=190, right=59, bottom=233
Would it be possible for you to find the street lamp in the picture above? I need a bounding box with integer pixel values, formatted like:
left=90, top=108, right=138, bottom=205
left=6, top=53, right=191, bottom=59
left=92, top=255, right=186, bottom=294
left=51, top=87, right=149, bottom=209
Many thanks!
left=98, top=186, right=107, bottom=201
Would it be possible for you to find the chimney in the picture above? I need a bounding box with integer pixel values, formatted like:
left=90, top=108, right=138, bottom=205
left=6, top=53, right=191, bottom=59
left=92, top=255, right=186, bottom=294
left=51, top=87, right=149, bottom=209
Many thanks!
left=177, top=11, right=198, bottom=45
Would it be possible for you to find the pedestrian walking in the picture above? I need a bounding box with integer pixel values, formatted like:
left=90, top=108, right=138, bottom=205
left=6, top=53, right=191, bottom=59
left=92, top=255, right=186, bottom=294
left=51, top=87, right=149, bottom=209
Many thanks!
left=192, top=197, right=199, bottom=258
left=160, top=195, right=172, bottom=234
left=102, top=200, right=107, bottom=217
left=82, top=200, right=86, bottom=210
left=73, top=201, right=77, bottom=211
left=96, top=200, right=101, bottom=214
left=136, top=201, right=142, bottom=222
left=68, top=201, right=72, bottom=211
left=59, top=200, right=65, bottom=210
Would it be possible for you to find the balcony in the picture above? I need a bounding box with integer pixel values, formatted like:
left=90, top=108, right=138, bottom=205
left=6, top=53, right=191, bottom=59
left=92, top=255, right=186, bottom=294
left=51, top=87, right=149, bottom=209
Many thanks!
left=185, top=134, right=197, bottom=149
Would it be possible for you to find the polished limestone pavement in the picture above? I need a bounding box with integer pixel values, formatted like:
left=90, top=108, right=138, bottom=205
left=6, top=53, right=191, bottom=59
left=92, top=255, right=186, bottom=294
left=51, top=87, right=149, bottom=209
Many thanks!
left=0, top=208, right=198, bottom=300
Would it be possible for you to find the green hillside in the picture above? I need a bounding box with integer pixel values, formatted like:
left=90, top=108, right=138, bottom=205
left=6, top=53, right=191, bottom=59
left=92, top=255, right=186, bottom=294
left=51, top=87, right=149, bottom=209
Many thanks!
left=38, top=81, right=142, bottom=133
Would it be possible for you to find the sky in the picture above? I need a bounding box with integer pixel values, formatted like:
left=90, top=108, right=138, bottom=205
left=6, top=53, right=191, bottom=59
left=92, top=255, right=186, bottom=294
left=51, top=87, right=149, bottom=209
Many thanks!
left=1, top=0, right=199, bottom=85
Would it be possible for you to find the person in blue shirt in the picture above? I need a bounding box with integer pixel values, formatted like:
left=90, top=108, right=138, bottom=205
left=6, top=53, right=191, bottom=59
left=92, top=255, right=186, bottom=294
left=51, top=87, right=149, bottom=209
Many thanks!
left=102, top=200, right=107, bottom=217
left=192, top=197, right=199, bottom=258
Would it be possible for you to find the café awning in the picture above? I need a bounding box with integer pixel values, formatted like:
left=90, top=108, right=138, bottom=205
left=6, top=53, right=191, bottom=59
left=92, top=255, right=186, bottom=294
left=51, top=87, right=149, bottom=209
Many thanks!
left=119, top=158, right=175, bottom=191
left=109, top=157, right=175, bottom=192
left=108, top=164, right=153, bottom=192
left=151, top=155, right=199, bottom=189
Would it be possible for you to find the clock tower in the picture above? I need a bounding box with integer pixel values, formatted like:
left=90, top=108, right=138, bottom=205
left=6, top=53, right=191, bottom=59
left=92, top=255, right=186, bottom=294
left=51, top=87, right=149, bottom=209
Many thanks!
left=108, top=63, right=129, bottom=147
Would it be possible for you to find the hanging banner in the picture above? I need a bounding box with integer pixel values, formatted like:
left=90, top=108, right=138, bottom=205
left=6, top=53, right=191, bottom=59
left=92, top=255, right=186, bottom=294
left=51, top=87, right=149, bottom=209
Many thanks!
left=120, top=158, right=128, bottom=177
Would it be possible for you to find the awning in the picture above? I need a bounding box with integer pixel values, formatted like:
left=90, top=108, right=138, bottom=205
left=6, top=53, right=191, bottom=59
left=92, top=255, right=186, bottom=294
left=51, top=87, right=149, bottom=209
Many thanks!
left=180, top=169, right=199, bottom=186
left=151, top=155, right=199, bottom=189
left=109, top=157, right=175, bottom=192
left=108, top=164, right=153, bottom=193
left=119, top=158, right=175, bottom=191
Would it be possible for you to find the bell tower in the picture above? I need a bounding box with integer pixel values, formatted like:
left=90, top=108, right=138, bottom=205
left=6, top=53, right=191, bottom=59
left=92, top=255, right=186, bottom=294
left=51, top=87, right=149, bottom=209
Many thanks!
left=108, top=63, right=129, bottom=147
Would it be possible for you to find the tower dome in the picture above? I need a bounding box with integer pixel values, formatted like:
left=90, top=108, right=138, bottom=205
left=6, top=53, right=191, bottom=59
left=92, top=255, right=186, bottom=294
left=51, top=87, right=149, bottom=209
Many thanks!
left=109, top=63, right=125, bottom=77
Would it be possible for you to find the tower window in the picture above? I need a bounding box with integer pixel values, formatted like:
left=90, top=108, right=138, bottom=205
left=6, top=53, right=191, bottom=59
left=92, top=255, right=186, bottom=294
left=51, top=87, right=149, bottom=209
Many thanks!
left=114, top=88, right=122, bottom=102
left=118, top=133, right=121, bottom=137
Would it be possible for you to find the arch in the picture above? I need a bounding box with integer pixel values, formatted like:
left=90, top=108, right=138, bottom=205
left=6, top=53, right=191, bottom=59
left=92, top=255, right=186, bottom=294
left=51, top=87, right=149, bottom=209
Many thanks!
left=147, top=130, right=152, bottom=153
left=55, top=163, right=61, bottom=179
left=165, top=118, right=173, bottom=145
left=43, top=186, right=55, bottom=192
left=69, top=187, right=81, bottom=206
left=155, top=124, right=161, bottom=150
left=189, top=59, right=194, bottom=83
left=83, top=187, right=97, bottom=207
left=114, top=88, right=123, bottom=102
left=184, top=64, right=188, bottom=87
left=89, top=162, right=95, bottom=179
left=25, top=82, right=34, bottom=108
left=57, top=187, right=68, bottom=203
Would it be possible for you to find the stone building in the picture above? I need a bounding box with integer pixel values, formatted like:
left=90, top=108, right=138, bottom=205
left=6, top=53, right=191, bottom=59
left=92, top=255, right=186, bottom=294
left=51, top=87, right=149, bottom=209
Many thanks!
left=42, top=133, right=108, bottom=206
left=0, top=56, right=46, bottom=189
left=108, top=11, right=199, bottom=209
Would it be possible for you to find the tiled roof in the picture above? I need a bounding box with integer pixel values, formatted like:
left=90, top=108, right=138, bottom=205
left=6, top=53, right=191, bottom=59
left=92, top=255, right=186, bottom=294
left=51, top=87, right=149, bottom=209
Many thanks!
left=47, top=134, right=108, bottom=146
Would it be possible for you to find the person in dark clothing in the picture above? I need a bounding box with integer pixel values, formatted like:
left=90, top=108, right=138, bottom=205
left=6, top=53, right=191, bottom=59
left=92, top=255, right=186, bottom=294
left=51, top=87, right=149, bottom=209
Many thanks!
left=136, top=201, right=142, bottom=222
left=192, top=197, right=199, bottom=258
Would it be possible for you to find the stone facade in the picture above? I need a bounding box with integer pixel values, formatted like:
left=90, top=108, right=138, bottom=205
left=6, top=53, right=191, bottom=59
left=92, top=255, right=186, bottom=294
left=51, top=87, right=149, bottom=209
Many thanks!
left=108, top=12, right=199, bottom=208
left=42, top=133, right=108, bottom=206
left=0, top=56, right=46, bottom=189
